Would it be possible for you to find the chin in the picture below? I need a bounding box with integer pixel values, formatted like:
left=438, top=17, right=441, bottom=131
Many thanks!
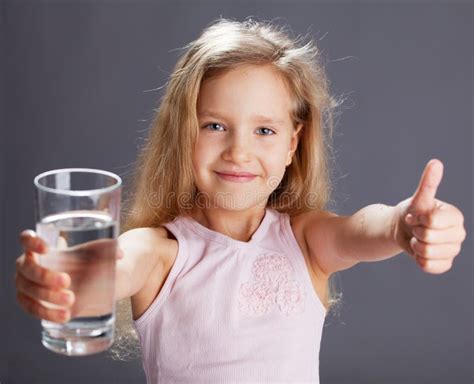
left=194, top=189, right=270, bottom=211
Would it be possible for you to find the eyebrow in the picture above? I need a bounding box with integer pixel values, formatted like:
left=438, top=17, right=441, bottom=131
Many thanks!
left=197, top=110, right=288, bottom=126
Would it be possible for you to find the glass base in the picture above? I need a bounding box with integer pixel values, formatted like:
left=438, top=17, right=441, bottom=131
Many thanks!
left=41, top=314, right=114, bottom=356
left=42, top=332, right=114, bottom=356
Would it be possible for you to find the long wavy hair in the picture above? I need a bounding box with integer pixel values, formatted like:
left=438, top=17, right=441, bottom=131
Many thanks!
left=109, top=17, right=344, bottom=361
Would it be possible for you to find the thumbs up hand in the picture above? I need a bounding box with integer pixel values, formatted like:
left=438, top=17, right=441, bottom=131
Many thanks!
left=393, top=159, right=466, bottom=274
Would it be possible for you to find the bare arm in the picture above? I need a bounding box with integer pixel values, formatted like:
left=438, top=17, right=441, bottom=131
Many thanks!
left=115, top=228, right=168, bottom=301
left=302, top=204, right=402, bottom=277
left=304, top=160, right=466, bottom=278
left=334, top=204, right=402, bottom=263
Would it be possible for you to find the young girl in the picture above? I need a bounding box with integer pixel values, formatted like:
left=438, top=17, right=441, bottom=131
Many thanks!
left=15, top=18, right=466, bottom=383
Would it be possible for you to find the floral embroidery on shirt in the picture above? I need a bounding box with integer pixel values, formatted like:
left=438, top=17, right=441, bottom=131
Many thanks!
left=238, top=253, right=305, bottom=317
left=238, top=280, right=276, bottom=316
left=276, top=280, right=305, bottom=316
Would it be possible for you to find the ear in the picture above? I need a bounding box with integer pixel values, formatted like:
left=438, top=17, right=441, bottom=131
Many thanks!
left=287, top=123, right=303, bottom=166
left=290, top=123, right=302, bottom=150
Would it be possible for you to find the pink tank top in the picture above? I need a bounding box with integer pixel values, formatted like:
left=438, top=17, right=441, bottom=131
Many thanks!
left=133, top=207, right=327, bottom=383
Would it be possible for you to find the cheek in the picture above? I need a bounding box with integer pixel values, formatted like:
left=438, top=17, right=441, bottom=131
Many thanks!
left=263, top=143, right=290, bottom=167
left=192, top=140, right=212, bottom=167
left=261, top=148, right=290, bottom=185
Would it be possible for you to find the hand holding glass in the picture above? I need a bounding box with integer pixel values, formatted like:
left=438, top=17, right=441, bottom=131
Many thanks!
left=34, top=168, right=121, bottom=356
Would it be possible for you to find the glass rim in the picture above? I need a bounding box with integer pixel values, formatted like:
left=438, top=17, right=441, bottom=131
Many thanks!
left=34, top=168, right=122, bottom=196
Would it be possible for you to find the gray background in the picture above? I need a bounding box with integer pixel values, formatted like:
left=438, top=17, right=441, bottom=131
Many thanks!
left=1, top=0, right=472, bottom=383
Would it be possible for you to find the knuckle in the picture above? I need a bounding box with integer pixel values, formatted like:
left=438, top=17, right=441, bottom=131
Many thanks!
left=416, top=241, right=428, bottom=256
left=43, top=308, right=59, bottom=322
left=454, top=244, right=462, bottom=256
left=423, top=245, right=434, bottom=258
left=36, top=266, right=48, bottom=283
left=45, top=307, right=69, bottom=323
left=52, top=288, right=73, bottom=307
left=16, top=286, right=70, bottom=321
left=425, top=229, right=435, bottom=243
left=416, top=255, right=427, bottom=268
left=41, top=307, right=61, bottom=322
left=20, top=264, right=34, bottom=284
left=60, top=290, right=74, bottom=306
left=28, top=299, right=62, bottom=322
left=420, top=228, right=430, bottom=242
left=414, top=227, right=429, bottom=242
left=15, top=255, right=25, bottom=270
left=45, top=287, right=58, bottom=304
left=17, top=277, right=39, bottom=302
left=424, top=214, right=434, bottom=227
left=38, top=267, right=54, bottom=286
left=35, top=304, right=48, bottom=320
left=56, top=310, right=70, bottom=323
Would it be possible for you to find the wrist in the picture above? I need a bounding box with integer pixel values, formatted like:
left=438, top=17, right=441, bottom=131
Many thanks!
left=390, top=202, right=407, bottom=254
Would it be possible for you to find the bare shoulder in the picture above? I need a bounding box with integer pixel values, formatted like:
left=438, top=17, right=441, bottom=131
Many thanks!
left=118, top=226, right=177, bottom=280
left=119, top=226, right=173, bottom=251
left=291, top=209, right=358, bottom=277
left=119, top=226, right=176, bottom=252
left=292, top=210, right=340, bottom=228
left=117, top=226, right=178, bottom=320
left=287, top=211, right=340, bottom=310
left=290, top=209, right=340, bottom=255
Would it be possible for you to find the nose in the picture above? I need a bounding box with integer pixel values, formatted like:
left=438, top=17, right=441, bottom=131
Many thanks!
left=221, top=131, right=252, bottom=163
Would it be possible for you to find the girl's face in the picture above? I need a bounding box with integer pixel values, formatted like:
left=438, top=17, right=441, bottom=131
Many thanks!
left=193, top=64, right=300, bottom=211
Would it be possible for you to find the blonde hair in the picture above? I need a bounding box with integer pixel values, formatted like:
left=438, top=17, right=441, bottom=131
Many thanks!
left=109, top=17, right=343, bottom=361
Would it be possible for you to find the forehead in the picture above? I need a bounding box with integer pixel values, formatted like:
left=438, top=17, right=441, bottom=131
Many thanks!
left=197, top=64, right=293, bottom=125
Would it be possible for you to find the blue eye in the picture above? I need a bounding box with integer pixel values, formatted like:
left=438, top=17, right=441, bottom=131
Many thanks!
left=204, top=123, right=224, bottom=131
left=257, top=127, right=275, bottom=135
left=203, top=123, right=275, bottom=135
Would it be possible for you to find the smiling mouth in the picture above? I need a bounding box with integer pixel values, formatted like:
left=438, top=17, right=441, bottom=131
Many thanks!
left=215, top=171, right=257, bottom=183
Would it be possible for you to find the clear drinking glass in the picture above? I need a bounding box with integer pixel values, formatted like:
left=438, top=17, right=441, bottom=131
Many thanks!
left=34, top=168, right=122, bottom=356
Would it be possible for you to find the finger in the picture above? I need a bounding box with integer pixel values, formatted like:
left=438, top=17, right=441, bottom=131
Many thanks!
left=15, top=272, right=75, bottom=308
left=409, top=159, right=444, bottom=213
left=19, top=229, right=48, bottom=254
left=411, top=225, right=467, bottom=244
left=418, top=203, right=464, bottom=229
left=16, top=253, right=70, bottom=289
left=414, top=256, right=454, bottom=275
left=410, top=237, right=462, bottom=260
left=405, top=201, right=464, bottom=228
left=16, top=291, right=71, bottom=323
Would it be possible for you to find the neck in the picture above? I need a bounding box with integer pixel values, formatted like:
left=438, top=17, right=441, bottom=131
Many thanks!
left=190, top=206, right=267, bottom=242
